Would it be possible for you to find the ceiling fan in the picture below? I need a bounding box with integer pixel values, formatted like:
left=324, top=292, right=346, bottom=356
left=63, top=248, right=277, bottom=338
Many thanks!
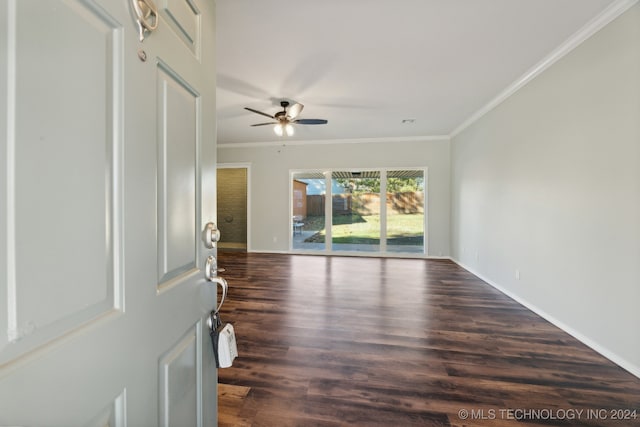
left=245, top=101, right=328, bottom=136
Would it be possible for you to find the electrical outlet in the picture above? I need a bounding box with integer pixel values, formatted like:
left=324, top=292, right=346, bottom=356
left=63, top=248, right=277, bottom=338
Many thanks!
left=515, top=269, right=520, bottom=280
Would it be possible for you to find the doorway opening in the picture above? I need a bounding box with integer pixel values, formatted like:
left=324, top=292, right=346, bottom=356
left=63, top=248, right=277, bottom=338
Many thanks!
left=217, top=165, right=250, bottom=252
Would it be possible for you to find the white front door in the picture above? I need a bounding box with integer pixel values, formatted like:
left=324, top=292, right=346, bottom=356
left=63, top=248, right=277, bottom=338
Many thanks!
left=0, top=0, right=219, bottom=425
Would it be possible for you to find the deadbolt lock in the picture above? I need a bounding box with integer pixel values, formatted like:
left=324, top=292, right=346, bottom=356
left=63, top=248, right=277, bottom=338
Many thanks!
left=203, top=222, right=221, bottom=249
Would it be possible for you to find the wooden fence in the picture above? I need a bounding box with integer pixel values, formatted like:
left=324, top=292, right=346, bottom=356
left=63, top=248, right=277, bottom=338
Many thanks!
left=305, top=192, right=423, bottom=216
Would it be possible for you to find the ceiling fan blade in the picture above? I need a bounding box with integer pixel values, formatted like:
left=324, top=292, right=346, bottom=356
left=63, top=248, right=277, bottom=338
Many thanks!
left=294, top=119, right=328, bottom=125
left=250, top=122, right=277, bottom=127
left=245, top=107, right=275, bottom=119
left=287, top=102, right=304, bottom=119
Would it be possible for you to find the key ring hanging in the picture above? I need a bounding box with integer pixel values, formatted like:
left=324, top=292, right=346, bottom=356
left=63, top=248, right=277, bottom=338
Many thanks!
left=207, top=310, right=222, bottom=331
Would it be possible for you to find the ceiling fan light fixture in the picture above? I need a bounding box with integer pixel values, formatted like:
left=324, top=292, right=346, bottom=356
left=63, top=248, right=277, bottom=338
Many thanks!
left=247, top=100, right=326, bottom=136
left=285, top=123, right=294, bottom=136
left=274, top=122, right=294, bottom=137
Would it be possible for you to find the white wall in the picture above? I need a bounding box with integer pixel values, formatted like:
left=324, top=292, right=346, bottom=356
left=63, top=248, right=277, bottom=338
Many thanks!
left=451, top=5, right=639, bottom=375
left=218, top=138, right=450, bottom=255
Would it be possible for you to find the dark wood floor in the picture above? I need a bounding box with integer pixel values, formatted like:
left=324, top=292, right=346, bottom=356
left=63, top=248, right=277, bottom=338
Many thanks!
left=217, top=252, right=640, bottom=427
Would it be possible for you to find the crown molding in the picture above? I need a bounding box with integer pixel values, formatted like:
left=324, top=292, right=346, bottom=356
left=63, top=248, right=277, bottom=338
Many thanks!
left=450, top=0, right=639, bottom=138
left=217, top=135, right=450, bottom=149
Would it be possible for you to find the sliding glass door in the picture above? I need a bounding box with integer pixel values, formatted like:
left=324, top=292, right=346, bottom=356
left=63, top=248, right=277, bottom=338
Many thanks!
left=291, top=168, right=426, bottom=255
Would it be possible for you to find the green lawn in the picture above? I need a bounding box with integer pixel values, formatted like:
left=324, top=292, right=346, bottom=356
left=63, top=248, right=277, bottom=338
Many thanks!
left=303, top=213, right=424, bottom=245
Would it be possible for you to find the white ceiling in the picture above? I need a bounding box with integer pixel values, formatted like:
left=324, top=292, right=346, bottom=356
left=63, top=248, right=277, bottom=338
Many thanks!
left=216, top=0, right=619, bottom=145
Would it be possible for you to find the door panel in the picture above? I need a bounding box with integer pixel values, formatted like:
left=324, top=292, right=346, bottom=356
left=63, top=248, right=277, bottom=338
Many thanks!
left=1, top=0, right=122, bottom=365
left=160, top=0, right=200, bottom=54
left=0, top=0, right=218, bottom=425
left=330, top=171, right=381, bottom=253
left=159, top=322, right=202, bottom=427
left=85, top=390, right=127, bottom=427
left=157, top=63, right=198, bottom=286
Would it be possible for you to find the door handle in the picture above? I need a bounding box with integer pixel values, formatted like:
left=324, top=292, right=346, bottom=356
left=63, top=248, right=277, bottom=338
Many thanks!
left=209, top=276, right=227, bottom=314
left=205, top=256, right=227, bottom=313
left=131, top=0, right=159, bottom=41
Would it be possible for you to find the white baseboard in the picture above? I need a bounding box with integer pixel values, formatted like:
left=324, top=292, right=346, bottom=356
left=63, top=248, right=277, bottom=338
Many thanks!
left=253, top=249, right=447, bottom=259
left=450, top=258, right=640, bottom=379
left=245, top=249, right=289, bottom=254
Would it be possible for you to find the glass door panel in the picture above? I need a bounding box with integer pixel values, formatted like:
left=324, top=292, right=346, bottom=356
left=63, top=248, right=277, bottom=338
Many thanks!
left=386, top=170, right=425, bottom=253
left=331, top=171, right=380, bottom=252
left=292, top=171, right=326, bottom=251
